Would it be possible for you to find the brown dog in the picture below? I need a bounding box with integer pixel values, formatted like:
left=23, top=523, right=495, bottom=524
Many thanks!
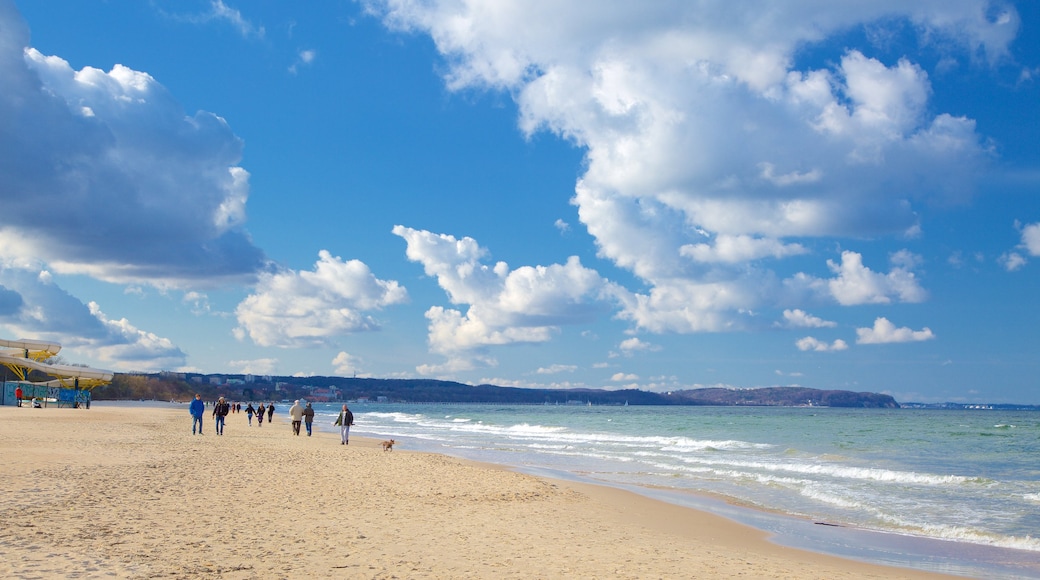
left=381, top=439, right=395, bottom=452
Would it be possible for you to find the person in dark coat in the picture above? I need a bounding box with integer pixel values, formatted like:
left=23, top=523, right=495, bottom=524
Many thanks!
left=303, top=403, right=315, bottom=436
left=212, top=396, right=231, bottom=436
left=334, top=404, right=354, bottom=445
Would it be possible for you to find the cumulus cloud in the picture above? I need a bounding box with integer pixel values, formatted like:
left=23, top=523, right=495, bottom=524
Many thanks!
left=536, top=364, right=577, bottom=375
left=368, top=0, right=1009, bottom=334
left=780, top=309, right=836, bottom=329
left=332, top=351, right=362, bottom=376
left=795, top=336, right=849, bottom=352
left=790, top=250, right=928, bottom=305
left=1003, top=221, right=1040, bottom=270
left=618, top=337, right=661, bottom=355
left=680, top=234, right=808, bottom=264
left=856, top=317, right=935, bottom=344
left=611, top=372, right=639, bottom=381
left=228, top=358, right=279, bottom=375
left=0, top=4, right=266, bottom=287
left=1001, top=252, right=1027, bottom=272
left=1021, top=222, right=1040, bottom=255
left=234, top=250, right=408, bottom=348
left=393, top=225, right=614, bottom=371
left=0, top=262, right=186, bottom=371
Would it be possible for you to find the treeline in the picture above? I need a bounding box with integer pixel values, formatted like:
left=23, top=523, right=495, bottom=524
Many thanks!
left=667, top=387, right=900, bottom=408
left=91, top=373, right=900, bottom=408
left=92, top=374, right=197, bottom=402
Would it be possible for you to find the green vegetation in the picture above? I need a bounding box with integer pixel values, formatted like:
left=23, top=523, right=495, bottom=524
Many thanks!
left=91, top=373, right=900, bottom=408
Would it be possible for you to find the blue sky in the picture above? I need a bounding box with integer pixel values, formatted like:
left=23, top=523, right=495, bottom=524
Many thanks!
left=1, top=0, right=1039, bottom=404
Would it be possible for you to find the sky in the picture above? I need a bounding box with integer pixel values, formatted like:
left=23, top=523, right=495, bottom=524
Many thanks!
left=1, top=0, right=1039, bottom=404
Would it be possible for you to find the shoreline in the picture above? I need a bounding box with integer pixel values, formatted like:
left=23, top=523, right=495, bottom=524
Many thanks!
left=0, top=403, right=961, bottom=578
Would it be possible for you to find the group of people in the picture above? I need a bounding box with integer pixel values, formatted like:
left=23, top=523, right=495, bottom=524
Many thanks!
left=287, top=400, right=316, bottom=436
left=187, top=395, right=279, bottom=435
left=244, top=402, right=276, bottom=427
left=187, top=395, right=355, bottom=444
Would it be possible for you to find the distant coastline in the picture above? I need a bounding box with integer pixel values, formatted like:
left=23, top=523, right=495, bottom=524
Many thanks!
left=89, top=372, right=911, bottom=407
left=83, top=372, right=1038, bottom=409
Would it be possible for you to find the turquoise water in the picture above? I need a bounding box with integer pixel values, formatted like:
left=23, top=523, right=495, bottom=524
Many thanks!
left=311, top=403, right=1040, bottom=577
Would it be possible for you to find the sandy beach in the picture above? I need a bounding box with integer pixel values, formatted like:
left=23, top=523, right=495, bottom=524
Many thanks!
left=0, top=404, right=956, bottom=579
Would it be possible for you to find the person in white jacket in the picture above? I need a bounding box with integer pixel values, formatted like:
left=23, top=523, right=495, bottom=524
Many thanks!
left=288, top=400, right=304, bottom=436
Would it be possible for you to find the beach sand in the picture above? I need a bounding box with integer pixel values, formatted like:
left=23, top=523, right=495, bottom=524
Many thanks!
left=0, top=404, right=956, bottom=579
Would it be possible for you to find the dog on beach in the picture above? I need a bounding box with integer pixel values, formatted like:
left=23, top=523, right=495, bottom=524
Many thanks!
left=381, top=439, right=395, bottom=452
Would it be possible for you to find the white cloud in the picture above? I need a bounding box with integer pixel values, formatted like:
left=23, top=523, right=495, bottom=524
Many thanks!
left=228, top=358, right=279, bottom=375
left=1022, top=223, right=1040, bottom=254
left=618, top=337, right=660, bottom=355
left=795, top=336, right=848, bottom=352
left=1001, top=252, right=1027, bottom=272
left=83, top=302, right=187, bottom=371
left=183, top=292, right=211, bottom=316
left=393, top=225, right=613, bottom=371
left=0, top=7, right=266, bottom=287
left=536, top=364, right=577, bottom=375
left=781, top=309, right=836, bottom=329
left=332, top=351, right=362, bottom=376
left=610, top=372, right=639, bottom=381
left=0, top=262, right=185, bottom=371
left=369, top=1, right=1005, bottom=335
left=554, top=218, right=570, bottom=233
left=1005, top=221, right=1040, bottom=270
left=821, top=250, right=927, bottom=305
left=167, top=1, right=266, bottom=39
left=775, top=369, right=804, bottom=377
left=855, top=317, right=935, bottom=344
left=680, top=234, right=807, bottom=264
left=290, top=49, right=317, bottom=74
left=234, top=250, right=408, bottom=348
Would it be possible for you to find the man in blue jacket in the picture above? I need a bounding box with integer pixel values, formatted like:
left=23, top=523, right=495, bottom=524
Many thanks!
left=189, top=394, right=205, bottom=435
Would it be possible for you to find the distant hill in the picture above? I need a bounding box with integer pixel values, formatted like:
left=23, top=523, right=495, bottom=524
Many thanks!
left=95, top=373, right=899, bottom=408
left=665, top=387, right=899, bottom=408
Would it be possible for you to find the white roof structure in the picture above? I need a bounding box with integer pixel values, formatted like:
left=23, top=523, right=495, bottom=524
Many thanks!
left=0, top=338, right=114, bottom=389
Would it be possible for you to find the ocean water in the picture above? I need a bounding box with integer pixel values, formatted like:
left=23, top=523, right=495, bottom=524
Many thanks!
left=310, top=403, right=1040, bottom=578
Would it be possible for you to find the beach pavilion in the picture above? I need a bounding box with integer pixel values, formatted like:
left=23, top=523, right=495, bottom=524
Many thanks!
left=0, top=338, right=113, bottom=408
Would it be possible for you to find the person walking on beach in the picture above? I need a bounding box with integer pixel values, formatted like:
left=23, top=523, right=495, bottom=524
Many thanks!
left=189, top=394, right=205, bottom=435
left=267, top=403, right=275, bottom=423
left=288, top=400, right=304, bottom=435
left=256, top=403, right=265, bottom=427
left=303, top=402, right=315, bottom=436
left=213, top=396, right=230, bottom=435
left=245, top=403, right=255, bottom=426
left=334, top=404, right=354, bottom=445
left=15, top=385, right=23, bottom=407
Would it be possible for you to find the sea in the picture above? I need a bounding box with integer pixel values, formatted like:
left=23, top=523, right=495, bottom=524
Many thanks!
left=307, top=402, right=1040, bottom=578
